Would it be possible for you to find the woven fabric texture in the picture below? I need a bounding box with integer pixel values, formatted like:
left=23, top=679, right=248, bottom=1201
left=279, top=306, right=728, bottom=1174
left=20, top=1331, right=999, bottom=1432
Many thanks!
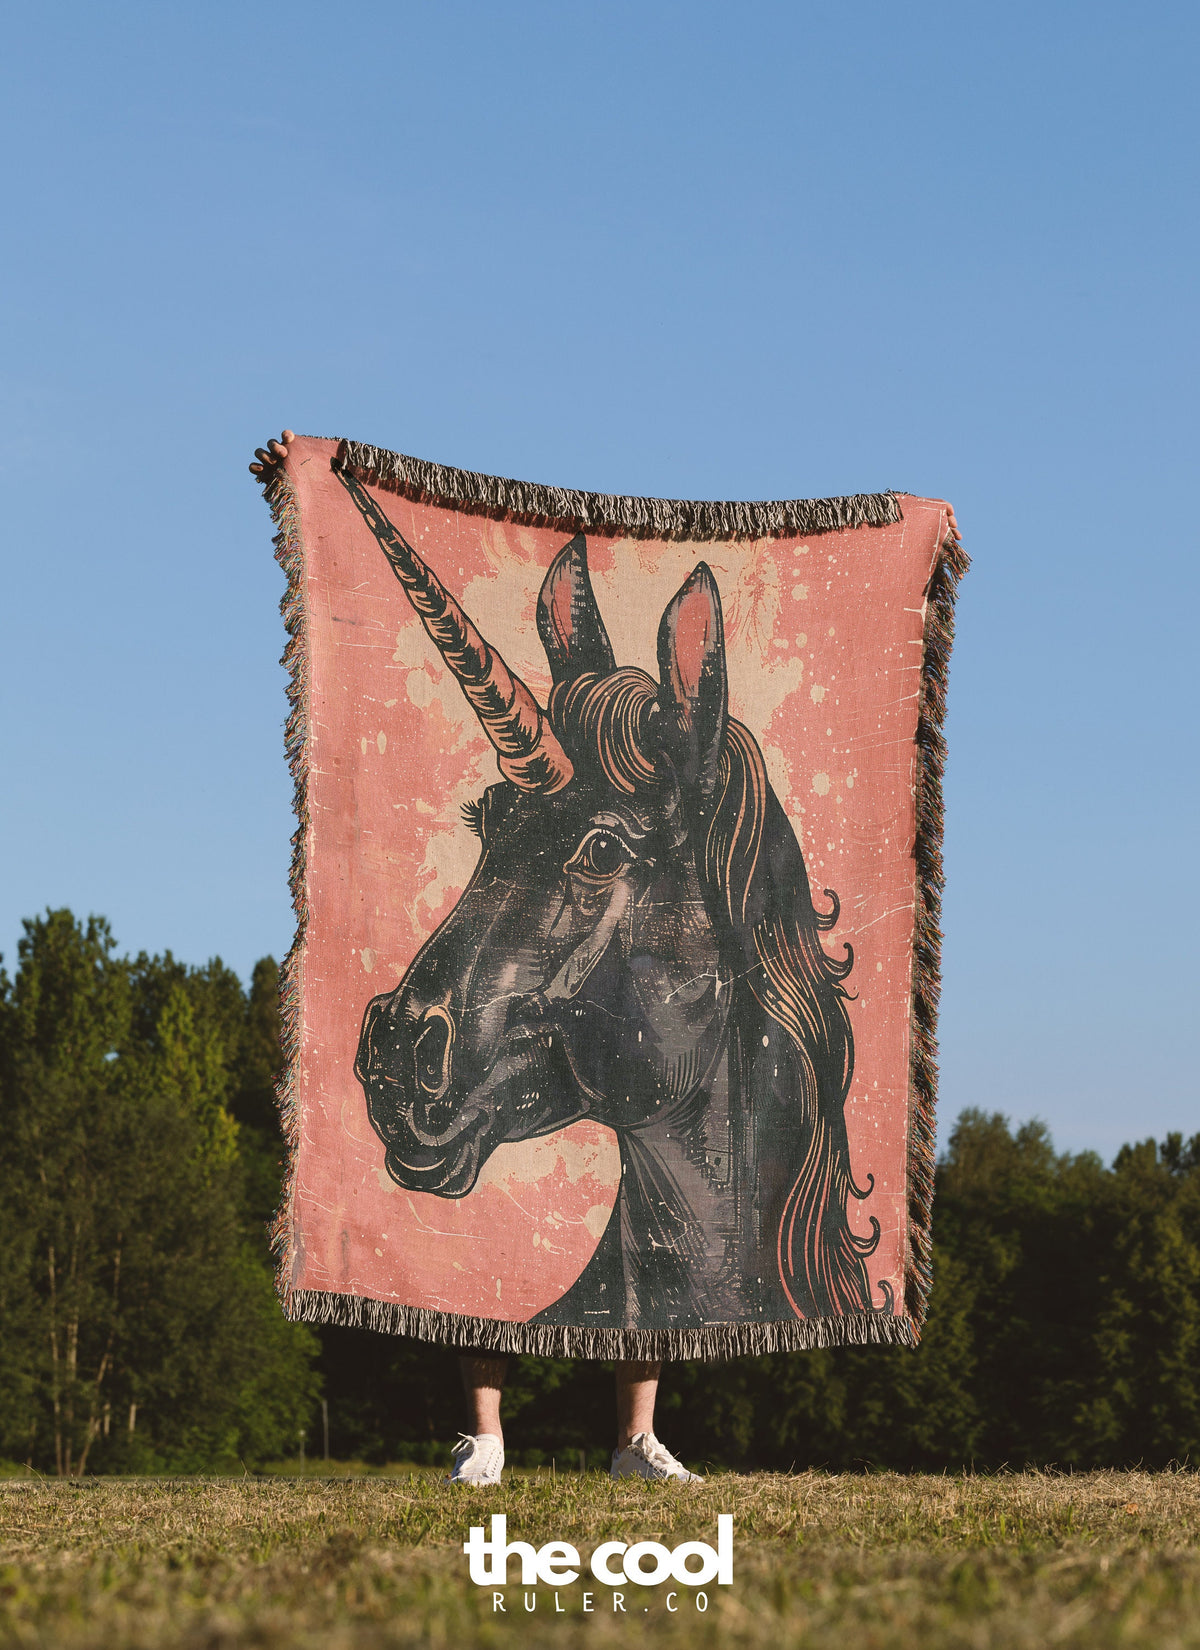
left=263, top=438, right=966, bottom=1359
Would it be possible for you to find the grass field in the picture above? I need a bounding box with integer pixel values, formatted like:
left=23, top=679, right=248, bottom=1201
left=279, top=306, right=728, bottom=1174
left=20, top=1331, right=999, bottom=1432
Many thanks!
left=3, top=1468, right=1200, bottom=1648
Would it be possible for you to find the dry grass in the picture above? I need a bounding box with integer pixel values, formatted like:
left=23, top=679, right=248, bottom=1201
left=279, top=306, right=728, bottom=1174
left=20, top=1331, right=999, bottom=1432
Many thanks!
left=2, top=1469, right=1200, bottom=1647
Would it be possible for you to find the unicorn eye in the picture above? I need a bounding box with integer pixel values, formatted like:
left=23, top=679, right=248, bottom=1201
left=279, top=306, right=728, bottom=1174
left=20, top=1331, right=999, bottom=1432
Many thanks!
left=565, top=827, right=636, bottom=883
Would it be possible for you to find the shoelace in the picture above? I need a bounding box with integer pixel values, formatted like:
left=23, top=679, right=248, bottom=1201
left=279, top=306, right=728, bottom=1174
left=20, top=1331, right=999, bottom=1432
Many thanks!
left=637, top=1434, right=678, bottom=1471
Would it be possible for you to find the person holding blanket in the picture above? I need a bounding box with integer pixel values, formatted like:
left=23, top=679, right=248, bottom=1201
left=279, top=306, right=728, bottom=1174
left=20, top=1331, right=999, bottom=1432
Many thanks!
left=251, top=431, right=962, bottom=1487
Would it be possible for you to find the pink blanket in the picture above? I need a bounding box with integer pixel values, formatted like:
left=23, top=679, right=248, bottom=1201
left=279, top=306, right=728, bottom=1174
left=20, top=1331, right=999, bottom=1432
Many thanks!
left=262, top=439, right=965, bottom=1358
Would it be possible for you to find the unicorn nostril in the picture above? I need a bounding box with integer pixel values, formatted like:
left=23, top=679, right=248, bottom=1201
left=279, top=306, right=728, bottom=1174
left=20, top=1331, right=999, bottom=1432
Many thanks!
left=413, top=1008, right=454, bottom=1098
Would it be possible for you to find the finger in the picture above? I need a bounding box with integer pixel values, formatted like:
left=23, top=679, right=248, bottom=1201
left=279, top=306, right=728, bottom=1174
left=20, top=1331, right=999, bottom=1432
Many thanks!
left=268, top=439, right=288, bottom=458
left=281, top=429, right=295, bottom=444
left=249, top=462, right=265, bottom=475
left=254, top=448, right=276, bottom=465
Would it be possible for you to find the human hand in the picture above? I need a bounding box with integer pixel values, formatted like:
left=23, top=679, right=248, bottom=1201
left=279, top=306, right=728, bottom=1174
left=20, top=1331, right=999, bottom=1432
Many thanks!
left=249, top=430, right=296, bottom=479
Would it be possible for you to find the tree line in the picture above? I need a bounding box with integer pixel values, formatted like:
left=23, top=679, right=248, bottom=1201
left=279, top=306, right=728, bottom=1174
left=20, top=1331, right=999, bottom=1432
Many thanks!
left=0, top=910, right=318, bottom=1474
left=2, top=910, right=1197, bottom=1474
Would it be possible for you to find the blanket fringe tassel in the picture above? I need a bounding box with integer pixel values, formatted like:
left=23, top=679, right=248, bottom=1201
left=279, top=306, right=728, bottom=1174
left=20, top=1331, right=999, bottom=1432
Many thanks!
left=284, top=1287, right=919, bottom=1360
left=334, top=439, right=902, bottom=543
left=265, top=466, right=309, bottom=1307
left=905, top=524, right=970, bottom=1328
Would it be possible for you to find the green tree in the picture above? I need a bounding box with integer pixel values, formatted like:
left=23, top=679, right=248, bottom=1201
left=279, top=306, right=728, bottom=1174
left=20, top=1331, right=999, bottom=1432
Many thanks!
left=0, top=911, right=319, bottom=1474
left=1076, top=1136, right=1200, bottom=1464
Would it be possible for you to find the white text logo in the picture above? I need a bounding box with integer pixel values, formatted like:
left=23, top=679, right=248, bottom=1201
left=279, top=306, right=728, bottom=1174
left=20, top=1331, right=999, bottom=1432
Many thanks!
left=463, top=1514, right=733, bottom=1588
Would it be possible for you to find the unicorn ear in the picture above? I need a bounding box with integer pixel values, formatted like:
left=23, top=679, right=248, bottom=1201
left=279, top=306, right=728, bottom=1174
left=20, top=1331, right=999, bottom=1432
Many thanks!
left=537, top=535, right=617, bottom=685
left=657, top=563, right=728, bottom=802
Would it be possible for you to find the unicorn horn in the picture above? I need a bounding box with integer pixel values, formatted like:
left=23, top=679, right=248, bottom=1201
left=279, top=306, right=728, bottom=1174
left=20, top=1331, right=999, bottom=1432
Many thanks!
left=334, top=466, right=574, bottom=793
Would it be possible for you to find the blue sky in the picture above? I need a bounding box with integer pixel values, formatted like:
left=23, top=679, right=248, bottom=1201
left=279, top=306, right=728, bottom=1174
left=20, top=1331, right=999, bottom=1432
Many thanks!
left=2, top=2, right=1195, bottom=1156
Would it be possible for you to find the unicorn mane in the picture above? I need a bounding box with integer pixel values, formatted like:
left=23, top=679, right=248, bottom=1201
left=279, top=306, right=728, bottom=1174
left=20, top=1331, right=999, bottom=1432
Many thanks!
left=550, top=668, right=884, bottom=1319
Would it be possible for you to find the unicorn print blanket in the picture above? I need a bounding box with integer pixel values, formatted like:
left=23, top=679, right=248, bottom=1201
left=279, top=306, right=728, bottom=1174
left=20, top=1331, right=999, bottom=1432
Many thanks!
left=262, top=438, right=965, bottom=1358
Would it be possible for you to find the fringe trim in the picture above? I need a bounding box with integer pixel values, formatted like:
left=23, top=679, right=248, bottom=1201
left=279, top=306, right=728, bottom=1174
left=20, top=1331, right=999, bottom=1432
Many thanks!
left=284, top=1288, right=919, bottom=1360
left=333, top=439, right=902, bottom=543
left=905, top=525, right=971, bottom=1328
left=264, top=466, right=309, bottom=1302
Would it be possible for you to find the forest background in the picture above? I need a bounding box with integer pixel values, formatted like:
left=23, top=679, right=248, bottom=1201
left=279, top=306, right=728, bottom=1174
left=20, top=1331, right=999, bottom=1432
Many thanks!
left=4, top=908, right=1197, bottom=1480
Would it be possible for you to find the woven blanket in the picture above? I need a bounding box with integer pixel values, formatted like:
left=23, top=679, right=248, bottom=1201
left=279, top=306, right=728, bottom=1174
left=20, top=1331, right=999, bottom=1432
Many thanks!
left=262, top=439, right=966, bottom=1359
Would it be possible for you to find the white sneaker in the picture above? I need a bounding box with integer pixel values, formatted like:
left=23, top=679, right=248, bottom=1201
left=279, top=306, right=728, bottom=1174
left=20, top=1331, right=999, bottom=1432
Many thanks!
left=610, top=1432, right=703, bottom=1482
left=446, top=1432, right=504, bottom=1485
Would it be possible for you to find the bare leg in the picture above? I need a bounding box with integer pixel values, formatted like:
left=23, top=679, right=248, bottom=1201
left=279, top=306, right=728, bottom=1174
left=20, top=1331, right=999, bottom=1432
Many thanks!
left=615, top=1360, right=662, bottom=1448
left=459, top=1355, right=508, bottom=1443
